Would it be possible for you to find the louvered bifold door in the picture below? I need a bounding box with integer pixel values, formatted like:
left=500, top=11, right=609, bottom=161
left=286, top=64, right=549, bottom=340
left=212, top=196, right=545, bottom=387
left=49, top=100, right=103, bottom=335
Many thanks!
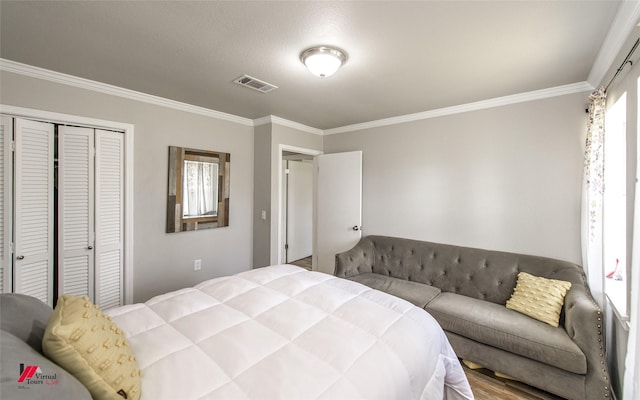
left=14, top=119, right=54, bottom=306
left=0, top=116, right=13, bottom=293
left=94, top=129, right=124, bottom=310
left=58, top=126, right=95, bottom=300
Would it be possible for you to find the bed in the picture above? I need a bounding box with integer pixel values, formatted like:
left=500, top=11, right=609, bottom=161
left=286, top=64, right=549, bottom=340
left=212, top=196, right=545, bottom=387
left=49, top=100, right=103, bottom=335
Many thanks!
left=0, top=264, right=473, bottom=400
left=106, top=265, right=473, bottom=400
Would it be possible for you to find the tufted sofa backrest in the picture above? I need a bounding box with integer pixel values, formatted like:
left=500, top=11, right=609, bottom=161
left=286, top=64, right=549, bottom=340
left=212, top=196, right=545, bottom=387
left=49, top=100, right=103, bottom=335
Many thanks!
left=356, top=236, right=586, bottom=305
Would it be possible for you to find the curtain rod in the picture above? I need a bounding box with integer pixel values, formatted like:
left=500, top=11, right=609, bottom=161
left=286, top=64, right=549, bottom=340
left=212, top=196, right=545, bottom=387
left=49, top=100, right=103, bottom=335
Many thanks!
left=605, top=37, right=640, bottom=92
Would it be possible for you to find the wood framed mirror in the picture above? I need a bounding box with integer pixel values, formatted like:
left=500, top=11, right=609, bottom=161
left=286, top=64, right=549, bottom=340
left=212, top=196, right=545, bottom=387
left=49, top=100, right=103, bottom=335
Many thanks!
left=166, top=146, right=230, bottom=232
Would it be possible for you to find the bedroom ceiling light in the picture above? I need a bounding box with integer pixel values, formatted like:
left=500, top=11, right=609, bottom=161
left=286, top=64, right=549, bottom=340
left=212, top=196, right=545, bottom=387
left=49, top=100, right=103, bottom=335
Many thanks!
left=300, top=46, right=347, bottom=78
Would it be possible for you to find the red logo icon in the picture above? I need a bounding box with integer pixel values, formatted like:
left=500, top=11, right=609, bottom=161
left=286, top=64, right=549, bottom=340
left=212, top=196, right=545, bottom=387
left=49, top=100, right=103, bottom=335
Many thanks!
left=17, top=364, right=42, bottom=383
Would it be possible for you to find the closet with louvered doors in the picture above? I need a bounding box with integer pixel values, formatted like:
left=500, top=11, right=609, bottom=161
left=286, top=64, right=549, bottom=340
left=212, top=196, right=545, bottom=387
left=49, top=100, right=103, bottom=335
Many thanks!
left=0, top=116, right=124, bottom=309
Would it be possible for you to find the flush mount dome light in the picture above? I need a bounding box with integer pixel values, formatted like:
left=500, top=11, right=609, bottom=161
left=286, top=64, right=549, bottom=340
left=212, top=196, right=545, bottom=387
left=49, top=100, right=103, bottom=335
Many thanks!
left=300, top=46, right=348, bottom=78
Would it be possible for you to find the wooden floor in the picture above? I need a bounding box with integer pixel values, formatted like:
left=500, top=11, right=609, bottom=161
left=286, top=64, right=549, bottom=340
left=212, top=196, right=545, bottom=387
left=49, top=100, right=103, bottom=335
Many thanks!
left=462, top=363, right=564, bottom=400
left=288, top=256, right=563, bottom=399
left=289, top=256, right=312, bottom=270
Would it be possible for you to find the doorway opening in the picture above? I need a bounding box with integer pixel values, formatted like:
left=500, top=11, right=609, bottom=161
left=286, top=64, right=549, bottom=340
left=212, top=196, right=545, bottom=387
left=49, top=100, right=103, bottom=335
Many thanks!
left=277, top=145, right=322, bottom=269
left=283, top=153, right=313, bottom=268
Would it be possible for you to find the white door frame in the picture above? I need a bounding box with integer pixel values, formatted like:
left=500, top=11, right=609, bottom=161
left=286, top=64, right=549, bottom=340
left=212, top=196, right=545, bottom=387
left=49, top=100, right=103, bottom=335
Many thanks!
left=0, top=104, right=135, bottom=304
left=1, top=116, right=13, bottom=293
left=275, top=144, right=322, bottom=267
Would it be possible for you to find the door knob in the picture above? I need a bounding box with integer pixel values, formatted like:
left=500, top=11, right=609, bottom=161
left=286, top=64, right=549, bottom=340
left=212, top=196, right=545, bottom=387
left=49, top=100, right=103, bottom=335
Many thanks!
left=352, top=225, right=361, bottom=231
left=87, top=246, right=93, bottom=250
left=16, top=255, right=24, bottom=260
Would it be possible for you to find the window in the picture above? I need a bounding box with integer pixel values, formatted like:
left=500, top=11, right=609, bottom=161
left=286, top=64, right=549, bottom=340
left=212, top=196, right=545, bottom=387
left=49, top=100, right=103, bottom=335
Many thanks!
left=604, top=92, right=627, bottom=318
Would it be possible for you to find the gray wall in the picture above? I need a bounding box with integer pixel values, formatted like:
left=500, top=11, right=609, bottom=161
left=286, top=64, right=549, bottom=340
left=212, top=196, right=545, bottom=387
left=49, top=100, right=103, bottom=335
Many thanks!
left=324, top=92, right=588, bottom=264
left=253, top=123, right=272, bottom=268
left=269, top=124, right=323, bottom=265
left=252, top=122, right=323, bottom=268
left=0, top=71, right=255, bottom=303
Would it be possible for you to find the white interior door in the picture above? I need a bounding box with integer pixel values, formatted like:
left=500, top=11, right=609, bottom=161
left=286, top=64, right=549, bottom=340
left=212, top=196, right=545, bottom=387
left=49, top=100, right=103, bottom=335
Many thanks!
left=94, top=129, right=124, bottom=310
left=314, top=151, right=362, bottom=275
left=286, top=160, right=313, bottom=262
left=14, top=118, right=54, bottom=306
left=0, top=116, right=13, bottom=293
left=58, top=126, right=95, bottom=299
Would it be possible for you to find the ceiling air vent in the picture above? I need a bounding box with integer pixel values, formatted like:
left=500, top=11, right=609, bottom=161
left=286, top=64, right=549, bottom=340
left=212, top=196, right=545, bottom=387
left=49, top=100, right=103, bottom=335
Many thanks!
left=233, top=75, right=278, bottom=93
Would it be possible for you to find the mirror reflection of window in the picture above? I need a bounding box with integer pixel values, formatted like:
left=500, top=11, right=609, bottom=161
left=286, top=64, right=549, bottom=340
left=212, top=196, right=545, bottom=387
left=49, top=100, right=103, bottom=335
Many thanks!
left=166, top=146, right=230, bottom=233
left=182, top=160, right=218, bottom=218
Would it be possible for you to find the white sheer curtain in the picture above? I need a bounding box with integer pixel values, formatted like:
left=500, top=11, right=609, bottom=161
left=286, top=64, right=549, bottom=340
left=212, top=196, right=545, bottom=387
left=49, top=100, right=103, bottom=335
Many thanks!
left=581, top=87, right=607, bottom=309
left=623, top=132, right=640, bottom=399
left=183, top=160, right=218, bottom=217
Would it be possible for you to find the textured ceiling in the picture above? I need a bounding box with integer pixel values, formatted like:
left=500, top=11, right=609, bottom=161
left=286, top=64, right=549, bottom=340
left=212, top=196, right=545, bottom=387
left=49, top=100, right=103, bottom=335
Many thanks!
left=0, top=1, right=622, bottom=129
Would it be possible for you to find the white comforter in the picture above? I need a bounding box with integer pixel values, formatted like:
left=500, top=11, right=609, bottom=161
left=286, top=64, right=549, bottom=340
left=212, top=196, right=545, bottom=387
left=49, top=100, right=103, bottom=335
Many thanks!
left=107, top=265, right=473, bottom=400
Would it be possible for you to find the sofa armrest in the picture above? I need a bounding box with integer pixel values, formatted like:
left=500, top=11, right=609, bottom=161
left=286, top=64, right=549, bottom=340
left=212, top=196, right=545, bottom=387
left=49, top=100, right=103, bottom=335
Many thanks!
left=0, top=293, right=52, bottom=354
left=334, top=238, right=376, bottom=277
left=563, top=286, right=611, bottom=399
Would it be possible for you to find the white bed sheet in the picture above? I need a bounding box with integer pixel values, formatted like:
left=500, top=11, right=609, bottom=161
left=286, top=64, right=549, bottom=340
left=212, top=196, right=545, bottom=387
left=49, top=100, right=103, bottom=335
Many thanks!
left=107, top=265, right=473, bottom=400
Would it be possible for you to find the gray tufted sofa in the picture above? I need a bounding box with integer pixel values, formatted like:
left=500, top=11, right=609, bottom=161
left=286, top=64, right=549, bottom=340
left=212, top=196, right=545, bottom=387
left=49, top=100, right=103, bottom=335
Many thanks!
left=335, top=235, right=610, bottom=400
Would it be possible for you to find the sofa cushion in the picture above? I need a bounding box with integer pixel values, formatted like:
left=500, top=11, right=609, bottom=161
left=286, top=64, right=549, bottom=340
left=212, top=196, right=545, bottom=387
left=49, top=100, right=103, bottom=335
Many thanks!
left=506, top=272, right=572, bottom=327
left=426, top=292, right=586, bottom=374
left=1, top=330, right=92, bottom=399
left=348, top=273, right=441, bottom=308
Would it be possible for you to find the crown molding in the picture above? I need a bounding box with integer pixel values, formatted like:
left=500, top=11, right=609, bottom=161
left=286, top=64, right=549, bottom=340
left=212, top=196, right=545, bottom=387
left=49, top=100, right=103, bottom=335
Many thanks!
left=1, top=58, right=594, bottom=136
left=252, top=115, right=273, bottom=127
left=323, top=82, right=594, bottom=135
left=0, top=58, right=254, bottom=126
left=587, top=0, right=640, bottom=88
left=253, top=115, right=323, bottom=135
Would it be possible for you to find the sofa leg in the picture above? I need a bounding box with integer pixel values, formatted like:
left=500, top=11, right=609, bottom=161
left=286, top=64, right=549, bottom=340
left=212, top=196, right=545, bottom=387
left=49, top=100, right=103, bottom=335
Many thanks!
left=494, top=371, right=518, bottom=381
left=462, top=359, right=484, bottom=370
left=462, top=359, right=519, bottom=382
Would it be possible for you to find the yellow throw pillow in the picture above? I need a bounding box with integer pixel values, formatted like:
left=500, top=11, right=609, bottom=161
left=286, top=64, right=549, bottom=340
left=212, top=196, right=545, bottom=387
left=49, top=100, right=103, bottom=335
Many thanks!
left=42, top=295, right=141, bottom=400
left=506, top=272, right=572, bottom=327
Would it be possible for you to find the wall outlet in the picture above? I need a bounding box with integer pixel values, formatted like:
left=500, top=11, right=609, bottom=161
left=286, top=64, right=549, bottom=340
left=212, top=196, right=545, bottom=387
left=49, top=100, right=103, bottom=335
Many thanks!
left=261, top=210, right=267, bottom=220
left=193, top=259, right=202, bottom=271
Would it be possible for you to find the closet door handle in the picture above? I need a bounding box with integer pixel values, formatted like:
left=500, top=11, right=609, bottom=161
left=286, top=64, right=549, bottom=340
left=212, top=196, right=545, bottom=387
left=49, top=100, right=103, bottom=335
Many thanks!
left=16, top=255, right=24, bottom=260
left=87, top=246, right=93, bottom=250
